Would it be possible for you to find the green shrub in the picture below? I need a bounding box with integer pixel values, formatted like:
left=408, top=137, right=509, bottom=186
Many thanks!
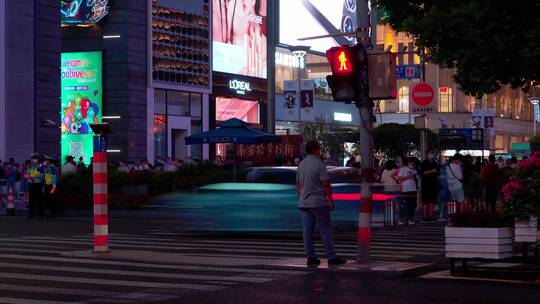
left=530, top=134, right=540, bottom=152
left=149, top=171, right=176, bottom=195
left=108, top=170, right=129, bottom=194
left=56, top=162, right=229, bottom=210
left=109, top=194, right=149, bottom=210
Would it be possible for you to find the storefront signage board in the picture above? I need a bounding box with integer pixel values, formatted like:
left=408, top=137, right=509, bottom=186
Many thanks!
left=60, top=51, right=103, bottom=164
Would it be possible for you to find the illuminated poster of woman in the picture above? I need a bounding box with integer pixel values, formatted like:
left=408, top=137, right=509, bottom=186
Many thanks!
left=213, top=0, right=267, bottom=78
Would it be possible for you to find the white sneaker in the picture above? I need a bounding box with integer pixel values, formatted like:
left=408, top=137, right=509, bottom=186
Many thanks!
left=398, top=220, right=406, bottom=226
left=408, top=220, right=416, bottom=226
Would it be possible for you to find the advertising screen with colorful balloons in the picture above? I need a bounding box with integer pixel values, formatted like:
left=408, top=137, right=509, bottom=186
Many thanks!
left=60, top=51, right=102, bottom=164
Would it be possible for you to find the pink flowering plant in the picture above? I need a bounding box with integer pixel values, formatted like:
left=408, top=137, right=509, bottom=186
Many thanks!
left=501, top=151, right=540, bottom=220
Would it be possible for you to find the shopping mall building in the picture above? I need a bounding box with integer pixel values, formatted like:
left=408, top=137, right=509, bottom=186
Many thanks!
left=1, top=1, right=538, bottom=163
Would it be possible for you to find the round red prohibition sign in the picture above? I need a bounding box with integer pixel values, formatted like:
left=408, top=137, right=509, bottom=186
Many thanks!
left=412, top=83, right=434, bottom=106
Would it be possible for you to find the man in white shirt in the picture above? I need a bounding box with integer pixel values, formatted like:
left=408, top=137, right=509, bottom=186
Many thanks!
left=398, top=157, right=418, bottom=226
left=61, top=156, right=77, bottom=174
left=296, top=141, right=346, bottom=267
left=446, top=153, right=465, bottom=212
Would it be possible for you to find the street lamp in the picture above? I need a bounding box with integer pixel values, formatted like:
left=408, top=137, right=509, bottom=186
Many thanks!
left=528, top=97, right=539, bottom=135
left=288, top=45, right=311, bottom=124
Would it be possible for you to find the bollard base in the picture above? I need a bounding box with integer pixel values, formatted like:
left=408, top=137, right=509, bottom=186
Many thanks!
left=93, top=246, right=110, bottom=254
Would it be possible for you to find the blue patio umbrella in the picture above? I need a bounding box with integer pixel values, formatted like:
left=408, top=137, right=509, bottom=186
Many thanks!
left=185, top=118, right=281, bottom=180
left=185, top=118, right=280, bottom=145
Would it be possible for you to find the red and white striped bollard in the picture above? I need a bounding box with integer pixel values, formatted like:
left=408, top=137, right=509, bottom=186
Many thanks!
left=6, top=186, right=15, bottom=216
left=93, top=136, right=109, bottom=253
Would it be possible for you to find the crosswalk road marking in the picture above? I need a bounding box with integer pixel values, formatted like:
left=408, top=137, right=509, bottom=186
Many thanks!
left=1, top=237, right=443, bottom=257
left=0, top=297, right=71, bottom=304
left=0, top=262, right=276, bottom=283
left=0, top=271, right=226, bottom=290
left=0, top=227, right=444, bottom=303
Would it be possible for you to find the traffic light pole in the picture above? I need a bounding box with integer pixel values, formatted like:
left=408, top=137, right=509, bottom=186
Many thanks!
left=356, top=0, right=374, bottom=264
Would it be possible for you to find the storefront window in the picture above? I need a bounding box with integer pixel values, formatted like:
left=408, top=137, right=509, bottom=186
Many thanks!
left=154, top=115, right=167, bottom=159
left=275, top=63, right=298, bottom=94
left=495, top=135, right=504, bottom=150
left=190, top=93, right=202, bottom=118
left=155, top=89, right=166, bottom=114
left=398, top=86, right=409, bottom=113
left=167, top=91, right=190, bottom=116
left=439, top=87, right=453, bottom=112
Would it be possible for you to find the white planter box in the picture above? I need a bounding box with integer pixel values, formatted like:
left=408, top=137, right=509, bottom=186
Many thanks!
left=445, top=227, right=513, bottom=259
left=515, top=216, right=539, bottom=243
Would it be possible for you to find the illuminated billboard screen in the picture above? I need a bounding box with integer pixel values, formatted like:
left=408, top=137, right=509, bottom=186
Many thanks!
left=60, top=52, right=103, bottom=164
left=61, top=0, right=110, bottom=25
left=279, top=0, right=358, bottom=53
left=216, top=97, right=259, bottom=124
left=212, top=0, right=267, bottom=78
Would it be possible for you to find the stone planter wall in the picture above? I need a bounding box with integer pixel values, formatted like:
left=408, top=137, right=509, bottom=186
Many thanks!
left=445, top=227, right=513, bottom=259
left=515, top=216, right=539, bottom=243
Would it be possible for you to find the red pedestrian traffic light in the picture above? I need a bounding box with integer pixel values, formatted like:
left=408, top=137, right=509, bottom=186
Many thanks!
left=326, top=46, right=355, bottom=76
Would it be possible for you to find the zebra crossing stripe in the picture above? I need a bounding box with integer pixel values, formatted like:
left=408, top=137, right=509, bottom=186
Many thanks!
left=0, top=262, right=276, bottom=283
left=0, top=272, right=223, bottom=290
left=0, top=297, right=70, bottom=304
left=1, top=238, right=441, bottom=256
left=0, top=247, right=65, bottom=254
left=0, top=254, right=307, bottom=276
left=47, top=235, right=445, bottom=249
left=0, top=283, right=121, bottom=298
left=0, top=242, right=66, bottom=249
left=26, top=238, right=444, bottom=253
left=161, top=252, right=414, bottom=260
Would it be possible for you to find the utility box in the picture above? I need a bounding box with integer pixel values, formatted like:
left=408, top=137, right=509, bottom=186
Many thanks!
left=368, top=52, right=397, bottom=99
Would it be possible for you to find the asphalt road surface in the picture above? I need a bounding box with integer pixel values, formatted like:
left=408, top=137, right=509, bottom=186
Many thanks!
left=0, top=217, right=537, bottom=303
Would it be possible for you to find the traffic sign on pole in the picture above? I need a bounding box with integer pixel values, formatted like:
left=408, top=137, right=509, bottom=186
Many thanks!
left=410, top=82, right=436, bottom=113
left=396, top=64, right=420, bottom=79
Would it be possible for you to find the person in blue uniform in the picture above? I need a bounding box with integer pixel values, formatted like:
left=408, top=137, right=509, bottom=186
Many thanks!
left=43, top=156, right=59, bottom=218
left=26, top=153, right=45, bottom=218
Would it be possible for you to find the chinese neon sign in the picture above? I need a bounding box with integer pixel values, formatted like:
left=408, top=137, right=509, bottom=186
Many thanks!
left=61, top=0, right=110, bottom=25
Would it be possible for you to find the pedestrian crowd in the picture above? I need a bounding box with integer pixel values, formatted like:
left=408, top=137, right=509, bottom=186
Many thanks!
left=0, top=153, right=208, bottom=217
left=0, top=154, right=62, bottom=218
left=378, top=151, right=524, bottom=226
left=0, top=153, right=103, bottom=217
left=115, top=157, right=192, bottom=173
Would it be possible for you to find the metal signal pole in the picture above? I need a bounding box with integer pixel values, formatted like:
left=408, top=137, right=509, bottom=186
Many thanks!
left=356, top=0, right=374, bottom=263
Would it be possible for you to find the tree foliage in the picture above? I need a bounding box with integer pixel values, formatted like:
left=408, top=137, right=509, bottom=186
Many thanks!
left=297, top=117, right=353, bottom=161
left=373, top=123, right=438, bottom=158
left=530, top=134, right=540, bottom=152
left=378, top=0, right=540, bottom=96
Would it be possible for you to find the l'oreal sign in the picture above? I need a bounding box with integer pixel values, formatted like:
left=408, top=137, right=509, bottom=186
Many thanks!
left=229, top=79, right=252, bottom=95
